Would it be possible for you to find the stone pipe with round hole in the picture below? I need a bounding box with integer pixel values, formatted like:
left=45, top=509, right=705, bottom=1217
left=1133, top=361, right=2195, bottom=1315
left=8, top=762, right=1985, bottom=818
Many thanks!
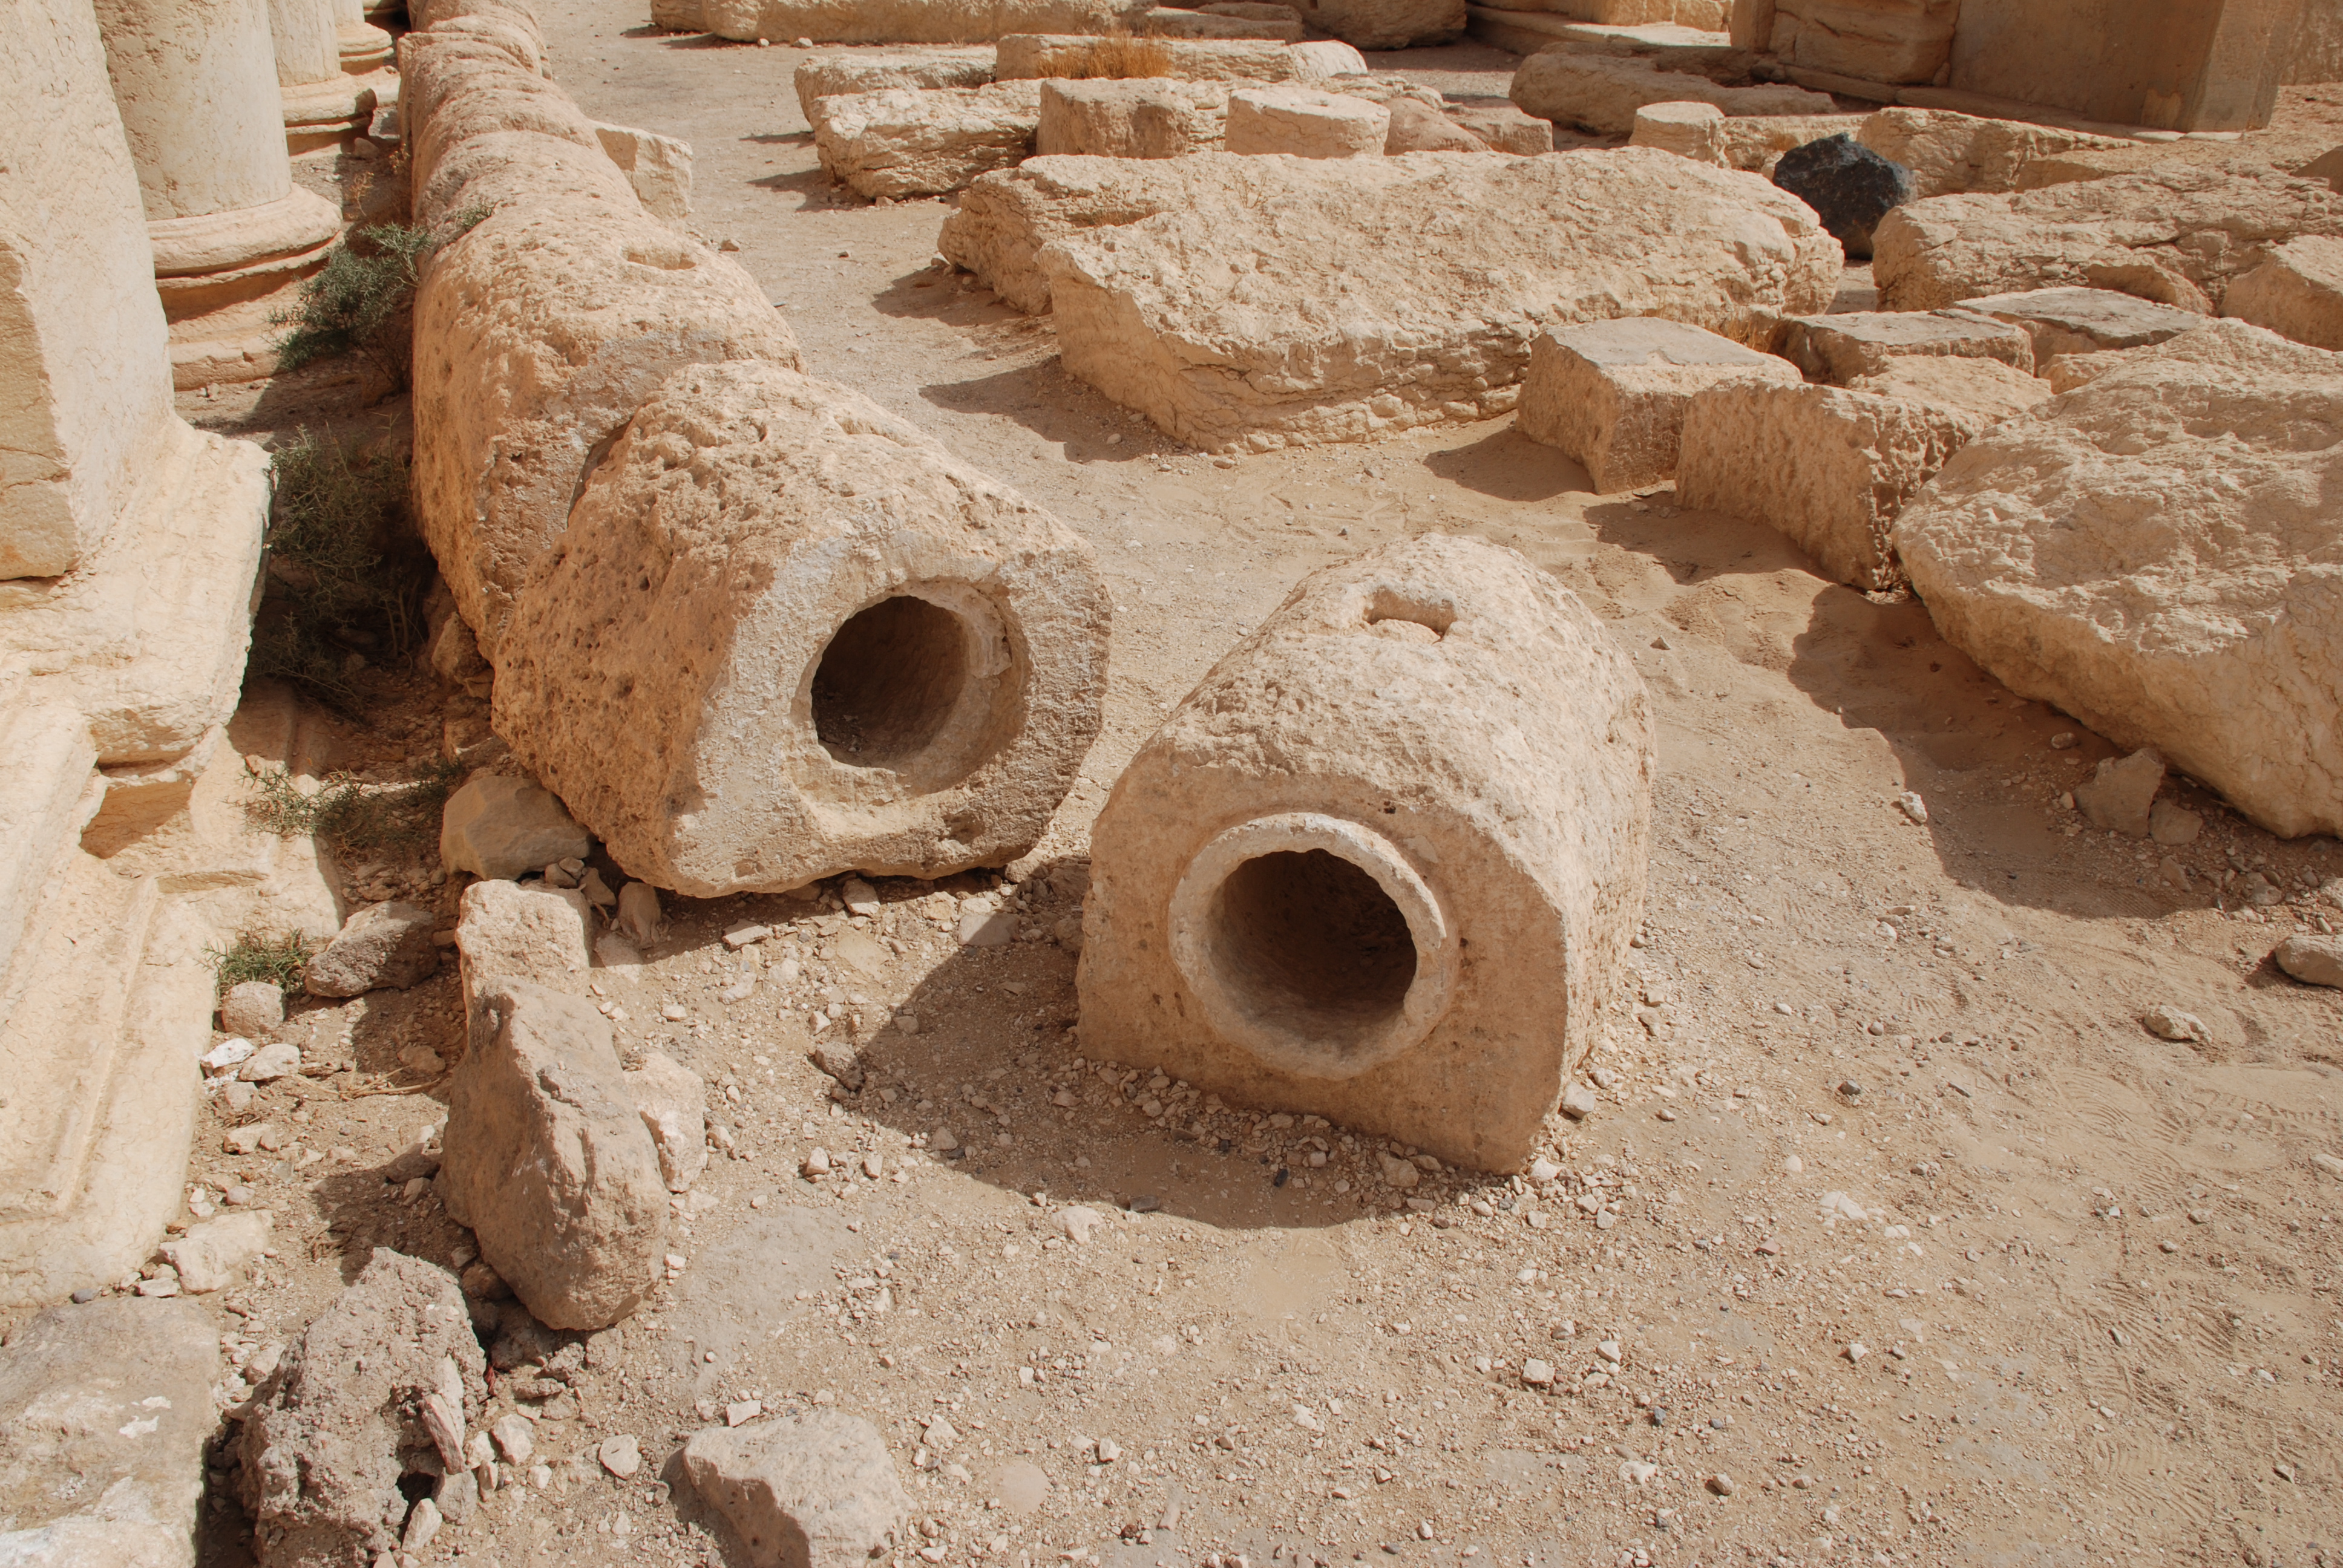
left=1076, top=534, right=1653, bottom=1172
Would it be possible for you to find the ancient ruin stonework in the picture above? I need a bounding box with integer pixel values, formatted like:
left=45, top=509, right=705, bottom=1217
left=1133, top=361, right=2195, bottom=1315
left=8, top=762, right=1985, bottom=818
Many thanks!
left=1509, top=51, right=1835, bottom=134
left=813, top=82, right=1044, bottom=198
left=1078, top=535, right=1653, bottom=1172
left=1035, top=77, right=1227, bottom=158
left=1517, top=318, right=1801, bottom=493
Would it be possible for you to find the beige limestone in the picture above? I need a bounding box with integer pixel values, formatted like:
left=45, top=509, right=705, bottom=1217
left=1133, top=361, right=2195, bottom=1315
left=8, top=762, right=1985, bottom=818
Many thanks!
left=1517, top=317, right=1801, bottom=492
left=716, top=0, right=1154, bottom=42
left=1766, top=0, right=1955, bottom=85
left=1037, top=77, right=1227, bottom=158
left=941, top=152, right=1426, bottom=314
left=270, top=0, right=376, bottom=153
left=995, top=33, right=1298, bottom=81
left=1896, top=321, right=2343, bottom=839
left=1384, top=99, right=1491, bottom=152
left=453, top=875, right=593, bottom=1050
left=1288, top=39, right=1369, bottom=80
left=333, top=0, right=396, bottom=75
left=439, top=774, right=593, bottom=880
left=793, top=48, right=995, bottom=126
left=594, top=122, right=695, bottom=224
left=437, top=979, right=670, bottom=1330
left=0, top=705, right=99, bottom=1021
left=681, top=1414, right=910, bottom=1568
left=492, top=361, right=1109, bottom=896
left=1944, top=0, right=2292, bottom=136
left=1855, top=107, right=2133, bottom=198
left=624, top=1051, right=709, bottom=1192
left=1444, top=97, right=1553, bottom=152
left=2222, top=235, right=2343, bottom=350
left=1224, top=85, right=1389, bottom=157
left=1953, top=285, right=2206, bottom=363
left=814, top=82, right=1043, bottom=199
left=1778, top=306, right=2034, bottom=383
left=1716, top=111, right=1866, bottom=173
left=1141, top=4, right=1305, bottom=39
left=1509, top=51, right=1835, bottom=135
left=1677, top=356, right=2049, bottom=590
left=652, top=0, right=706, bottom=27
left=1076, top=535, right=1653, bottom=1173
left=1629, top=99, right=1726, bottom=163
left=1285, top=0, right=1464, bottom=49
left=1038, top=148, right=1841, bottom=451
left=1872, top=165, right=2343, bottom=313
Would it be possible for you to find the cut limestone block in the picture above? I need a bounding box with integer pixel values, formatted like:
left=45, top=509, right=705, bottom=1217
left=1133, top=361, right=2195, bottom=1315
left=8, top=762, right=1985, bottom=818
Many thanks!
left=813, top=82, right=1044, bottom=199
left=1289, top=0, right=1464, bottom=50
left=1139, top=4, right=1303, bottom=39
left=440, top=774, right=592, bottom=881
left=1677, top=356, right=2049, bottom=590
left=681, top=1414, right=909, bottom=1568
left=1037, top=77, right=1226, bottom=158
left=238, top=1250, right=488, bottom=1564
left=712, top=0, right=1153, bottom=43
left=1038, top=147, right=1841, bottom=451
left=1629, top=100, right=1725, bottom=163
left=1855, top=106, right=2132, bottom=198
left=1895, top=321, right=2343, bottom=840
left=0, top=1298, right=216, bottom=1568
left=793, top=48, right=996, bottom=128
left=436, top=979, right=669, bottom=1330
left=1872, top=165, right=2343, bottom=314
left=1953, top=286, right=2205, bottom=364
left=1765, top=0, right=1955, bottom=85
left=1225, top=85, right=1389, bottom=157
left=1770, top=132, right=1910, bottom=259
left=1288, top=39, right=1369, bottom=80
left=453, top=877, right=593, bottom=1050
left=941, top=152, right=1427, bottom=313
left=492, top=362, right=1108, bottom=897
left=1516, top=318, right=1801, bottom=492
left=304, top=901, right=442, bottom=997
left=995, top=33, right=1296, bottom=80
left=1077, top=535, right=1653, bottom=1173
left=1777, top=306, right=2034, bottom=383
left=1384, top=99, right=1489, bottom=152
left=1509, top=51, right=1834, bottom=135
left=1717, top=111, right=1867, bottom=174
left=593, top=122, right=694, bottom=223
left=2222, top=235, right=2343, bottom=351
left=1444, top=97, right=1552, bottom=153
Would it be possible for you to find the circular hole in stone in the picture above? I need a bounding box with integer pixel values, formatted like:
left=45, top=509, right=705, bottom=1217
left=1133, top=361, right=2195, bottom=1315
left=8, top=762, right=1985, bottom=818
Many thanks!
left=811, top=596, right=972, bottom=770
left=1204, top=849, right=1418, bottom=1044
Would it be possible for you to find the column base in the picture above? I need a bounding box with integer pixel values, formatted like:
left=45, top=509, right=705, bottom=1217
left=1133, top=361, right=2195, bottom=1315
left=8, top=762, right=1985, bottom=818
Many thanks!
left=282, top=73, right=380, bottom=154
left=147, top=186, right=342, bottom=388
left=338, top=17, right=395, bottom=74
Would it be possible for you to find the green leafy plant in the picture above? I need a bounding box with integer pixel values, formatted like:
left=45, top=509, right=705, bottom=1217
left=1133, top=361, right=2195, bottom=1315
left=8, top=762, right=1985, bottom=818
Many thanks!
left=207, top=931, right=312, bottom=996
left=270, top=206, right=487, bottom=388
left=244, top=759, right=464, bottom=854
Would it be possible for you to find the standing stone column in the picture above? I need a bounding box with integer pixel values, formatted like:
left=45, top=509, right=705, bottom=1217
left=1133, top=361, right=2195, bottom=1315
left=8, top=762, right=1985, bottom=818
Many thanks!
left=333, top=0, right=395, bottom=77
left=270, top=0, right=376, bottom=151
left=94, top=0, right=343, bottom=386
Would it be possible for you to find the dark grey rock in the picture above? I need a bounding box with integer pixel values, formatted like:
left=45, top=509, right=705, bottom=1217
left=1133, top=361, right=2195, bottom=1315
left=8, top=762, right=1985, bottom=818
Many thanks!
left=1772, top=134, right=1913, bottom=260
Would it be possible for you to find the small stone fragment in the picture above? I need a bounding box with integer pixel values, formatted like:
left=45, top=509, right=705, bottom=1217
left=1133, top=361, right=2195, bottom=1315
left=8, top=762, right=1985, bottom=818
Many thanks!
left=305, top=901, right=442, bottom=997
left=439, top=775, right=592, bottom=881
left=2148, top=799, right=2201, bottom=845
left=241, top=1040, right=301, bottom=1082
left=2273, top=934, right=2343, bottom=988
left=1560, top=1083, right=1599, bottom=1120
left=625, top=1051, right=710, bottom=1193
left=600, top=1434, right=642, bottom=1477
left=2075, top=749, right=2166, bottom=837
left=218, top=981, right=284, bottom=1039
left=1056, top=1205, right=1102, bottom=1243
left=159, top=1211, right=270, bottom=1293
left=618, top=882, right=664, bottom=946
left=2141, top=1005, right=2208, bottom=1043
left=490, top=1413, right=536, bottom=1463
left=1707, top=1471, right=1736, bottom=1496
left=1521, top=1359, right=1554, bottom=1387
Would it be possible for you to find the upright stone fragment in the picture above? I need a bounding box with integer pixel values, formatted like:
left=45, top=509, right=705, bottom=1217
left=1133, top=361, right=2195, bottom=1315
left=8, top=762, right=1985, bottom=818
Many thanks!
left=1078, top=535, right=1653, bottom=1172
left=681, top=1414, right=909, bottom=1568
left=440, top=774, right=592, bottom=881
left=493, top=362, right=1107, bottom=897
left=436, top=980, right=669, bottom=1330
left=238, top=1251, right=487, bottom=1567
left=0, top=1298, right=215, bottom=1568
left=1038, top=148, right=1840, bottom=451
left=2221, top=235, right=2343, bottom=351
left=1224, top=85, right=1388, bottom=157
left=1677, top=356, right=2049, bottom=590
left=813, top=82, right=1043, bottom=198
left=1777, top=307, right=2033, bottom=384
left=626, top=1051, right=709, bottom=1192
left=1509, top=52, right=1834, bottom=134
left=1037, top=77, right=1226, bottom=158
left=1516, top=318, right=1801, bottom=493
left=454, top=877, right=593, bottom=1049
left=1895, top=321, right=2343, bottom=840
left=1770, top=133, right=1910, bottom=259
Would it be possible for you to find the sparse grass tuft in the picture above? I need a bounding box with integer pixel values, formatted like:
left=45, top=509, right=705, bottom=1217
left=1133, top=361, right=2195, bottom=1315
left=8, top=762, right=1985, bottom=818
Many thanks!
left=244, top=759, right=465, bottom=855
left=208, top=931, right=311, bottom=996
left=270, top=207, right=488, bottom=389
left=1063, top=31, right=1175, bottom=78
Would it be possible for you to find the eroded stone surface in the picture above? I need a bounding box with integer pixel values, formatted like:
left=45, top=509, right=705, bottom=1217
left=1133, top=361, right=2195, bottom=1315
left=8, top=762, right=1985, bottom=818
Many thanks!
left=1856, top=107, right=2132, bottom=199
left=1509, top=52, right=1834, bottom=135
left=1516, top=317, right=1800, bottom=493
left=1953, top=286, right=2205, bottom=364
left=1224, top=85, right=1389, bottom=157
left=439, top=775, right=592, bottom=882
left=625, top=1050, right=709, bottom=1193
left=793, top=48, right=994, bottom=128
left=812, top=81, right=1042, bottom=199
left=1036, top=77, right=1225, bottom=159
left=304, top=900, right=441, bottom=996
left=682, top=1413, right=908, bottom=1568
left=994, top=33, right=1295, bottom=82
left=1777, top=307, right=2034, bottom=384
left=2222, top=234, right=2343, bottom=351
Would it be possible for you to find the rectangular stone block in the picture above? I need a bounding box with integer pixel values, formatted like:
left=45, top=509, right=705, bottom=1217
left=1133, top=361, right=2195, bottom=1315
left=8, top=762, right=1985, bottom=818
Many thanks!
left=1778, top=306, right=2035, bottom=382
left=1855, top=106, right=2132, bottom=198
left=1953, top=285, right=2205, bottom=362
left=1766, top=0, right=1956, bottom=86
left=792, top=47, right=995, bottom=128
left=1139, top=4, right=1305, bottom=39
left=2222, top=234, right=2343, bottom=350
left=1224, top=84, right=1389, bottom=156
left=715, top=0, right=1153, bottom=44
left=1509, top=49, right=1835, bottom=134
left=1036, top=77, right=1225, bottom=158
left=1443, top=96, right=1554, bottom=152
left=814, top=81, right=1043, bottom=198
left=1676, top=356, right=2049, bottom=590
left=995, top=33, right=1298, bottom=80
left=1947, top=0, right=2296, bottom=134
left=1516, top=316, right=1800, bottom=492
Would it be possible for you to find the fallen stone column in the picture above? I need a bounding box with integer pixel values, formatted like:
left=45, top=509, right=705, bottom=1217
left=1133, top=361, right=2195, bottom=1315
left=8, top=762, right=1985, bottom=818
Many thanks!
left=812, top=81, right=1043, bottom=199
left=494, top=362, right=1108, bottom=895
left=1509, top=51, right=1835, bottom=135
left=1037, top=147, right=1840, bottom=451
left=1077, top=535, right=1653, bottom=1173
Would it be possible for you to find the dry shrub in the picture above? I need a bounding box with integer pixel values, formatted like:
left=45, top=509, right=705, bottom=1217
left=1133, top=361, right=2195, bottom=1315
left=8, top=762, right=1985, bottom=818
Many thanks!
left=1064, top=31, right=1175, bottom=79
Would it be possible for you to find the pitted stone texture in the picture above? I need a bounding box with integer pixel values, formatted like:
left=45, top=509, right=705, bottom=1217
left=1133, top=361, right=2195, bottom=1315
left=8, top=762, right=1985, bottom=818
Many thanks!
left=793, top=48, right=995, bottom=128
left=491, top=362, right=1107, bottom=897
left=1715, top=112, right=1867, bottom=175
left=1037, top=77, right=1226, bottom=158
left=439, top=774, right=592, bottom=881
left=682, top=1413, right=908, bottom=1568
left=813, top=82, right=1042, bottom=199
left=436, top=981, right=669, bottom=1330
left=1628, top=100, right=1725, bottom=164
left=1443, top=97, right=1550, bottom=154
left=1291, top=0, right=1463, bottom=49
left=1518, top=318, right=1801, bottom=493
left=942, top=152, right=1424, bottom=315
left=1225, top=85, right=1388, bottom=157
left=1872, top=165, right=2343, bottom=315
left=0, top=1298, right=215, bottom=1568
left=709, top=0, right=1152, bottom=41
left=304, top=900, right=441, bottom=996
left=1894, top=321, right=2343, bottom=840
left=1777, top=307, right=2034, bottom=384
left=1856, top=107, right=2132, bottom=199
left=1677, top=356, right=2049, bottom=591
left=1509, top=53, right=1834, bottom=136
left=1769, top=133, right=1910, bottom=260
left=1077, top=535, right=1653, bottom=1172
left=1953, top=286, right=2205, bottom=365
left=238, top=1250, right=487, bottom=1567
left=404, top=21, right=803, bottom=658
left=1287, top=39, right=1368, bottom=80
left=1383, top=99, right=1488, bottom=153
left=1038, top=148, right=1840, bottom=452
left=454, top=877, right=593, bottom=1051
left=625, top=1051, right=709, bottom=1192
left=2223, top=235, right=2343, bottom=351
left=995, top=34, right=1296, bottom=81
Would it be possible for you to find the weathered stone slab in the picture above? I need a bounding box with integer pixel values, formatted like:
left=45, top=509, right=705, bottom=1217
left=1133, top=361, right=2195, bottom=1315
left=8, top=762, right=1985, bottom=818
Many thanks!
left=1509, top=51, right=1834, bottom=134
left=439, top=773, right=592, bottom=881
left=1953, top=285, right=2205, bottom=363
left=995, top=33, right=1296, bottom=80
left=1443, top=96, right=1553, bottom=152
left=1036, top=77, right=1225, bottom=158
left=1038, top=147, right=1840, bottom=451
left=1872, top=164, right=2343, bottom=313
left=682, top=1414, right=908, bottom=1568
left=454, top=877, right=592, bottom=1054
left=1628, top=99, right=1725, bottom=163
left=1677, top=355, right=2048, bottom=590
left=1225, top=85, right=1389, bottom=157
left=1076, top=535, right=1653, bottom=1172
left=1287, top=39, right=1368, bottom=79
left=1765, top=0, right=1955, bottom=85
left=1139, top=4, right=1303, bottom=39
left=713, top=0, right=1153, bottom=43
left=2222, top=235, right=2343, bottom=351
left=1517, top=316, right=1800, bottom=492
left=1895, top=321, right=2343, bottom=840
left=1293, top=0, right=1464, bottom=50
left=1856, top=106, right=2133, bottom=198
left=1777, top=306, right=2034, bottom=383
left=813, top=81, right=1043, bottom=199
left=304, top=900, right=441, bottom=996
left=793, top=48, right=995, bottom=128
left=593, top=121, right=695, bottom=223
left=1715, top=110, right=1866, bottom=173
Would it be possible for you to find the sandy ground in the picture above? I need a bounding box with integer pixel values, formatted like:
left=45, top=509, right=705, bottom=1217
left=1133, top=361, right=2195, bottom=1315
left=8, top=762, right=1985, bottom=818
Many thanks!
left=172, top=18, right=2343, bottom=1568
